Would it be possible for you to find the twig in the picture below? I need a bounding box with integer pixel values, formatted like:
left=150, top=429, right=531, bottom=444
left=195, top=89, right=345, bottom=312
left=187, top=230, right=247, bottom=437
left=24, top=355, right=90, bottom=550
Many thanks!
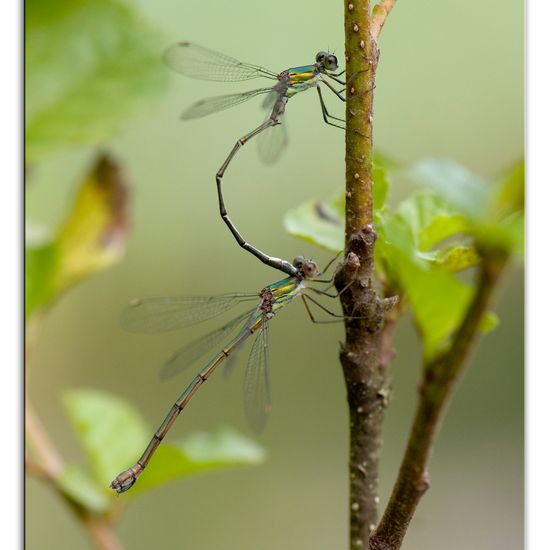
left=26, top=401, right=63, bottom=476
left=82, top=516, right=124, bottom=550
left=25, top=400, right=123, bottom=550
left=371, top=1, right=397, bottom=42
left=369, top=249, right=510, bottom=550
left=337, top=1, right=397, bottom=548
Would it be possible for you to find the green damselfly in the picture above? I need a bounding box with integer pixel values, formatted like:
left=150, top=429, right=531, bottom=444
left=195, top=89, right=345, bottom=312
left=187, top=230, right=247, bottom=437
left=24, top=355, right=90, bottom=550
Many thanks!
left=110, top=256, right=350, bottom=493
left=164, top=42, right=350, bottom=277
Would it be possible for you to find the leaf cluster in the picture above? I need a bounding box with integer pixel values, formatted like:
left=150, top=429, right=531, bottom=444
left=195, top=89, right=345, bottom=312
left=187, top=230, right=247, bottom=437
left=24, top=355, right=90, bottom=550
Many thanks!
left=285, top=157, right=524, bottom=358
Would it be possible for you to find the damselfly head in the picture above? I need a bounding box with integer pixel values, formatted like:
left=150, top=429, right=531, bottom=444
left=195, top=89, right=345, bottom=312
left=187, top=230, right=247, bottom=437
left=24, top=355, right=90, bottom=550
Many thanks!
left=293, top=256, right=318, bottom=279
left=315, top=51, right=338, bottom=72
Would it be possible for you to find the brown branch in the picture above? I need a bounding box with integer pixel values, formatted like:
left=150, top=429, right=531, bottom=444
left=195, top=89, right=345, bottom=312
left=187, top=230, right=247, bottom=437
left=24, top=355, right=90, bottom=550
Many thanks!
left=82, top=516, right=124, bottom=550
left=343, top=1, right=377, bottom=235
left=371, top=1, right=397, bottom=42
left=26, top=400, right=123, bottom=550
left=369, top=249, right=510, bottom=550
left=337, top=2, right=398, bottom=548
left=26, top=401, right=63, bottom=476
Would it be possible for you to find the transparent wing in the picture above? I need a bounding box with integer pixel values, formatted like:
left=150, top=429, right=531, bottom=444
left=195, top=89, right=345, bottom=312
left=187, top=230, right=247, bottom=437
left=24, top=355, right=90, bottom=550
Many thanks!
left=260, top=89, right=278, bottom=110
left=257, top=91, right=289, bottom=164
left=120, top=293, right=258, bottom=333
left=163, top=42, right=278, bottom=82
left=257, top=121, right=288, bottom=164
left=160, top=309, right=254, bottom=380
left=181, top=88, right=274, bottom=120
left=221, top=305, right=264, bottom=378
left=243, top=320, right=271, bottom=433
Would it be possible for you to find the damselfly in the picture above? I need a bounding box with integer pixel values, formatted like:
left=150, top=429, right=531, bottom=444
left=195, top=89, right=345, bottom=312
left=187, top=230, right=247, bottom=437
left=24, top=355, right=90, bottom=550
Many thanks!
left=163, top=42, right=350, bottom=277
left=110, top=256, right=350, bottom=493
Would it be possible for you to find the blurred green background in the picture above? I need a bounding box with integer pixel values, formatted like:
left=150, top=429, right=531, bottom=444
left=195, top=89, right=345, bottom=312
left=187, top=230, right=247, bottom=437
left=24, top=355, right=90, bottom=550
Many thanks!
left=26, top=0, right=523, bottom=548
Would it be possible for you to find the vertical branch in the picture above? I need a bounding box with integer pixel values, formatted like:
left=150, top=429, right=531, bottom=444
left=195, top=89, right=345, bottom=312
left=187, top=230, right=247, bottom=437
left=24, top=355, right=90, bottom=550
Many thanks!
left=344, top=1, right=377, bottom=237
left=337, top=2, right=396, bottom=549
left=339, top=3, right=510, bottom=549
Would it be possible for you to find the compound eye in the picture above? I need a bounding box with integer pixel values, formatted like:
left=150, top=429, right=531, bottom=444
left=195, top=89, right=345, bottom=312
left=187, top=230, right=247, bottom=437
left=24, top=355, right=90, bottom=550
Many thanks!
left=292, top=256, right=305, bottom=268
left=316, top=52, right=324, bottom=63
left=304, top=261, right=318, bottom=278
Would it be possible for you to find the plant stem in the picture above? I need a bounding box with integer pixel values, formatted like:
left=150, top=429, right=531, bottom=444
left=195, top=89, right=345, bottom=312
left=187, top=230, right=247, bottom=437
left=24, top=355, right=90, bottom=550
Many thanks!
left=25, top=400, right=63, bottom=476
left=338, top=2, right=397, bottom=548
left=343, top=0, right=376, bottom=234
left=369, top=249, right=509, bottom=550
left=26, top=401, right=123, bottom=550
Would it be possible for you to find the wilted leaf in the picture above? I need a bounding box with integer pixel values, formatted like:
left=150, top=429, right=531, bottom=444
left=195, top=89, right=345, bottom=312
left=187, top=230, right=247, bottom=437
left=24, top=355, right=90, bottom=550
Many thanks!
left=25, top=154, right=130, bottom=320
left=372, top=4, right=389, bottom=41
left=25, top=0, right=169, bottom=161
left=56, top=155, right=129, bottom=287
left=58, top=464, right=110, bottom=513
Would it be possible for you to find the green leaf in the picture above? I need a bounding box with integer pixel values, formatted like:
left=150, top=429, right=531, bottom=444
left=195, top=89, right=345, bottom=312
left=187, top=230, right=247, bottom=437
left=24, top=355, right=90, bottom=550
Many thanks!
left=25, top=0, right=168, bottom=161
left=284, top=194, right=344, bottom=252
left=380, top=213, right=473, bottom=356
left=475, top=212, right=525, bottom=256
left=58, top=464, right=110, bottom=513
left=63, top=389, right=266, bottom=496
left=491, top=160, right=524, bottom=218
left=134, top=428, right=266, bottom=494
left=479, top=311, right=500, bottom=334
left=476, top=160, right=525, bottom=256
left=394, top=193, right=472, bottom=251
left=285, top=156, right=519, bottom=360
left=25, top=154, right=130, bottom=320
left=63, top=389, right=149, bottom=488
left=403, top=258, right=472, bottom=357
left=285, top=183, right=478, bottom=356
left=25, top=242, right=58, bottom=319
left=408, top=158, right=489, bottom=221
left=375, top=191, right=480, bottom=355
left=373, top=161, right=390, bottom=212
left=406, top=159, right=524, bottom=258
left=284, top=160, right=390, bottom=252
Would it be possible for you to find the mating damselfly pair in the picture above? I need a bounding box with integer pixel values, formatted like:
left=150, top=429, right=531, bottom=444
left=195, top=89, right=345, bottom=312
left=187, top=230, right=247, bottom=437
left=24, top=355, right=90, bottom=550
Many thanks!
left=110, top=44, right=356, bottom=493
